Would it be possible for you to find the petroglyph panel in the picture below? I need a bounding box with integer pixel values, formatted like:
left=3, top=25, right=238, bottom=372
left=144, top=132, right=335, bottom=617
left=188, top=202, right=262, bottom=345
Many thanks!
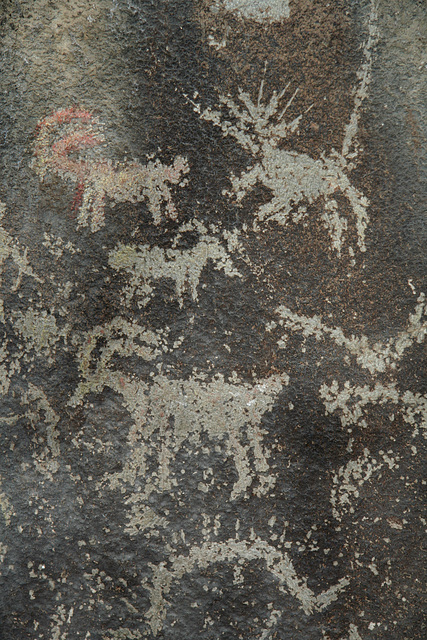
left=0, top=1, right=425, bottom=639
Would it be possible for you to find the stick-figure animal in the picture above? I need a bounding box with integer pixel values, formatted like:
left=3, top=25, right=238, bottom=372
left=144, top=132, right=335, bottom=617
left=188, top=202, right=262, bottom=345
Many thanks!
left=200, top=83, right=369, bottom=255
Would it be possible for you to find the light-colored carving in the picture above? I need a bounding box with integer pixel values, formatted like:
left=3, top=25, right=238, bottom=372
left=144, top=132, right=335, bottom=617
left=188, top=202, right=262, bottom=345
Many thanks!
left=276, top=293, right=426, bottom=374
left=0, top=201, right=42, bottom=301
left=211, top=0, right=290, bottom=23
left=92, top=372, right=289, bottom=522
left=14, top=308, right=69, bottom=360
left=197, top=2, right=378, bottom=255
left=0, top=475, right=13, bottom=526
left=320, top=380, right=426, bottom=437
left=69, top=317, right=163, bottom=404
left=22, top=383, right=61, bottom=479
left=330, top=447, right=400, bottom=520
left=109, top=220, right=241, bottom=307
left=32, top=108, right=189, bottom=232
left=145, top=536, right=349, bottom=635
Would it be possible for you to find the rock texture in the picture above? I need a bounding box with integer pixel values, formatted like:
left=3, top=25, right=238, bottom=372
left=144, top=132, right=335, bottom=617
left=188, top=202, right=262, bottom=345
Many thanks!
left=0, top=1, right=425, bottom=639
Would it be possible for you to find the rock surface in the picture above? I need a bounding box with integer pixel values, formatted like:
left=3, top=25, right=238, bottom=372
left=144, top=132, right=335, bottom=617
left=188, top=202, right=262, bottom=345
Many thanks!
left=0, top=1, right=425, bottom=639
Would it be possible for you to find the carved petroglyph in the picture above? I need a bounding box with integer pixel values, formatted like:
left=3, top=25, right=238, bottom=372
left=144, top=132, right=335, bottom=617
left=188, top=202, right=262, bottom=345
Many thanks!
left=342, top=2, right=379, bottom=159
left=197, top=3, right=378, bottom=254
left=93, top=372, right=288, bottom=532
left=21, top=383, right=61, bottom=479
left=324, top=625, right=364, bottom=640
left=276, top=293, right=426, bottom=374
left=348, top=626, right=363, bottom=640
left=0, top=343, right=14, bottom=396
left=0, top=541, right=8, bottom=566
left=14, top=308, right=70, bottom=359
left=32, top=108, right=189, bottom=231
left=211, top=0, right=291, bottom=24
left=109, top=221, right=241, bottom=307
left=0, top=475, right=13, bottom=526
left=330, top=447, right=400, bottom=520
left=48, top=604, right=74, bottom=640
left=2, top=1, right=423, bottom=636
left=69, top=318, right=164, bottom=404
left=67, top=310, right=288, bottom=525
left=42, top=232, right=79, bottom=259
left=200, top=83, right=370, bottom=253
left=0, top=201, right=42, bottom=299
left=320, top=381, right=427, bottom=437
left=273, top=294, right=426, bottom=529
left=103, top=630, right=142, bottom=640
left=145, top=537, right=349, bottom=635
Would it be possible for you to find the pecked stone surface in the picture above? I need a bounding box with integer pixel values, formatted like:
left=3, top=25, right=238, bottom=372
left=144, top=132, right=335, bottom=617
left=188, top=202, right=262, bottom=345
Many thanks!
left=0, top=1, right=425, bottom=639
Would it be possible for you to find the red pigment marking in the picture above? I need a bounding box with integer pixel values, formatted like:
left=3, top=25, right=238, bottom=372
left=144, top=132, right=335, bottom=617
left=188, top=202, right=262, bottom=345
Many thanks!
left=35, top=107, right=188, bottom=230
left=47, top=107, right=92, bottom=127
left=52, top=131, right=100, bottom=157
left=72, top=181, right=86, bottom=214
left=35, top=107, right=94, bottom=137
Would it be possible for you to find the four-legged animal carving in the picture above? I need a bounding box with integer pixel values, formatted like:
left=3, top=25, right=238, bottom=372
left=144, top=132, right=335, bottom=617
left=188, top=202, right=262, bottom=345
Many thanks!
left=33, top=108, right=189, bottom=232
left=197, top=3, right=378, bottom=255
left=201, top=84, right=369, bottom=255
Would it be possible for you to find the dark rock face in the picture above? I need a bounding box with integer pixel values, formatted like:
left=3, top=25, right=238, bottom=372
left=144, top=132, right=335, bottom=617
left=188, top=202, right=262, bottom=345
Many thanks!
left=0, top=1, right=425, bottom=639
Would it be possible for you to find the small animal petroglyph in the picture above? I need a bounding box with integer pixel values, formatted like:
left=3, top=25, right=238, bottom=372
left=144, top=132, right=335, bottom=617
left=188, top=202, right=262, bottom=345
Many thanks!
left=32, top=108, right=189, bottom=232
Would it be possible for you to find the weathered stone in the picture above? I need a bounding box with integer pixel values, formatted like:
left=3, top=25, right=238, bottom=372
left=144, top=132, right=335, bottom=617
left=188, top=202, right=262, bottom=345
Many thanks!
left=0, top=1, right=425, bottom=638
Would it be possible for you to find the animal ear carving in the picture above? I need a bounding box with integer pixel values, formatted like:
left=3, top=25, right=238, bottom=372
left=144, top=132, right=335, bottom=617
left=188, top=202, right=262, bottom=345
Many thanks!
left=32, top=107, right=189, bottom=232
